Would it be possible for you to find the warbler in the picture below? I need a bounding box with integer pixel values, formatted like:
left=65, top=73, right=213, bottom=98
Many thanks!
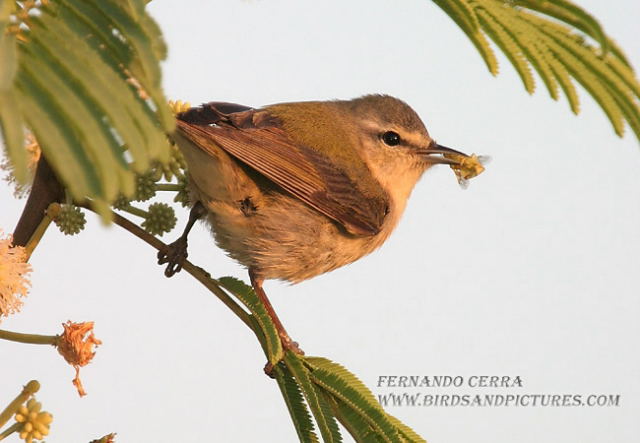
left=158, top=95, right=484, bottom=353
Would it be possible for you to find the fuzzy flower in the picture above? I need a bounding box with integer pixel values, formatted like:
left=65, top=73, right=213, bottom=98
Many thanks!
left=168, top=99, right=191, bottom=114
left=0, top=232, right=32, bottom=320
left=14, top=397, right=53, bottom=443
left=141, top=202, right=177, bottom=236
left=56, top=321, right=102, bottom=396
left=1, top=133, right=42, bottom=198
left=53, top=204, right=86, bottom=236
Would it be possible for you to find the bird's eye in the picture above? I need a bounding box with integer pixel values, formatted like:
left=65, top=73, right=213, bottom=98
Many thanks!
left=381, top=131, right=401, bottom=146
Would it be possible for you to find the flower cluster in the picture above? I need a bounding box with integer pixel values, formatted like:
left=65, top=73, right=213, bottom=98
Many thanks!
left=53, top=205, right=86, bottom=236
left=141, top=202, right=177, bottom=236
left=168, top=99, right=191, bottom=114
left=0, top=232, right=32, bottom=320
left=14, top=398, right=53, bottom=443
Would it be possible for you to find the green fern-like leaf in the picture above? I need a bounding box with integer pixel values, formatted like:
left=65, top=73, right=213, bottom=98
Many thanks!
left=324, top=394, right=387, bottom=443
left=0, top=4, right=26, bottom=183
left=474, top=3, right=536, bottom=93
left=16, top=68, right=102, bottom=197
left=436, top=0, right=479, bottom=31
left=488, top=3, right=560, bottom=99
left=217, top=276, right=284, bottom=365
left=386, top=414, right=426, bottom=443
left=19, top=39, right=132, bottom=200
left=432, top=0, right=640, bottom=141
left=305, top=357, right=406, bottom=443
left=607, top=56, right=640, bottom=99
left=215, top=277, right=283, bottom=363
left=432, top=0, right=499, bottom=75
left=524, top=8, right=639, bottom=137
left=523, top=13, right=636, bottom=136
left=305, top=358, right=384, bottom=410
left=273, top=363, right=320, bottom=443
left=604, top=37, right=633, bottom=70
left=0, top=0, right=174, bottom=219
left=546, top=53, right=581, bottom=113
left=285, top=353, right=342, bottom=443
left=511, top=0, right=608, bottom=54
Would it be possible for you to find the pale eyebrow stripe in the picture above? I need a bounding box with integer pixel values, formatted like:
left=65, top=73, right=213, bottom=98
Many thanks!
left=359, top=120, right=430, bottom=148
left=400, top=131, right=429, bottom=148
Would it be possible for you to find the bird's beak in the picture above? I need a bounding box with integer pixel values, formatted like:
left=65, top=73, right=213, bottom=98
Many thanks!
left=416, top=143, right=469, bottom=165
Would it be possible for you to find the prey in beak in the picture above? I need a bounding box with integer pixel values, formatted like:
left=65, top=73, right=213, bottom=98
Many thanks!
left=417, top=142, right=488, bottom=188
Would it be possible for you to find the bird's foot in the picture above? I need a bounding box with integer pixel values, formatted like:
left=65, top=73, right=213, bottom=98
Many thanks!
left=157, top=237, right=189, bottom=277
left=263, top=362, right=276, bottom=378
left=263, top=333, right=304, bottom=378
left=280, top=332, right=304, bottom=356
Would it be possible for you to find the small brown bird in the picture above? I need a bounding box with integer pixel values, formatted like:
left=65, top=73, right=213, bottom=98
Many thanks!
left=159, top=95, right=482, bottom=353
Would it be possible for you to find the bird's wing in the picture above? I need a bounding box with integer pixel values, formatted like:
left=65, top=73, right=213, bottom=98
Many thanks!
left=176, top=103, right=388, bottom=236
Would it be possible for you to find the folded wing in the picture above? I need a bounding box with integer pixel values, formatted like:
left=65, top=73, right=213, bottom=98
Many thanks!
left=176, top=103, right=388, bottom=236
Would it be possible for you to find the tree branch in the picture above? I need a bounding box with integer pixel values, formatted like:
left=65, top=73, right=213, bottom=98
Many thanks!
left=12, top=157, right=64, bottom=248
left=108, top=212, right=254, bottom=331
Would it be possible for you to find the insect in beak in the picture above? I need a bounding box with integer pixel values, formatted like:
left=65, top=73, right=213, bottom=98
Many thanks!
left=417, top=143, right=488, bottom=186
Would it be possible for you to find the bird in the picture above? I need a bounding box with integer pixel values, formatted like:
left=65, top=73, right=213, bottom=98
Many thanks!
left=158, top=94, right=483, bottom=354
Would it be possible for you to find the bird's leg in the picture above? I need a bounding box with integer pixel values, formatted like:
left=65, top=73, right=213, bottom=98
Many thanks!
left=157, top=201, right=207, bottom=277
left=249, top=269, right=304, bottom=357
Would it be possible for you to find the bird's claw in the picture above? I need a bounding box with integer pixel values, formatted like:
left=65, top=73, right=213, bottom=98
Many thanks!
left=157, top=237, right=189, bottom=277
left=281, top=336, right=304, bottom=356
left=262, top=335, right=304, bottom=378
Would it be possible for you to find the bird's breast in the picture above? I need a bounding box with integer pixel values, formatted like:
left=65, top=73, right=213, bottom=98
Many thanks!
left=201, top=188, right=403, bottom=283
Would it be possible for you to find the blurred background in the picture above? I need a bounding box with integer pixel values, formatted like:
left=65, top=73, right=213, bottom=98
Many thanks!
left=1, top=0, right=639, bottom=441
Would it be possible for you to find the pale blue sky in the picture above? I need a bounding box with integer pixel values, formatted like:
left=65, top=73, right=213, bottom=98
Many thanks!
left=1, top=1, right=639, bottom=442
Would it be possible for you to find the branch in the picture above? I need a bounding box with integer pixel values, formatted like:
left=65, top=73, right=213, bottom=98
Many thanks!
left=0, top=381, right=40, bottom=430
left=107, top=211, right=254, bottom=331
left=12, top=157, right=64, bottom=248
left=0, top=330, right=58, bottom=346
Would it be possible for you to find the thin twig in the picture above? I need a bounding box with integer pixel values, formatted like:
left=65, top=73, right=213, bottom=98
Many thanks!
left=0, top=330, right=58, bottom=346
left=109, top=212, right=254, bottom=331
left=155, top=183, right=182, bottom=191
left=0, top=381, right=39, bottom=430
left=24, top=203, right=60, bottom=261
left=0, top=422, right=21, bottom=441
left=120, top=205, right=148, bottom=219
